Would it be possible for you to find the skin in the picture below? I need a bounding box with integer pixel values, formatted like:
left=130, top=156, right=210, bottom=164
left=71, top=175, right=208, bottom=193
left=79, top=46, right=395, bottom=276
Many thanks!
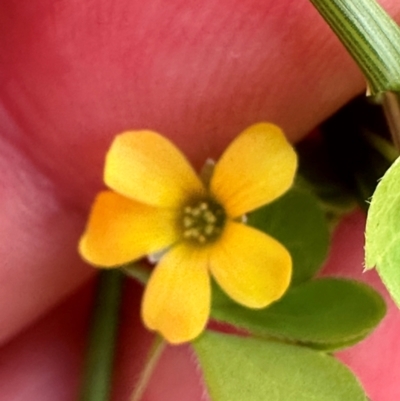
left=0, top=0, right=399, bottom=400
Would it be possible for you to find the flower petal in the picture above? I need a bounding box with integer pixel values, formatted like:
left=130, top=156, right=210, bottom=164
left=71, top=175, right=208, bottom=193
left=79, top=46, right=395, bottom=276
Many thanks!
left=105, top=131, right=204, bottom=208
left=142, top=245, right=210, bottom=344
left=210, top=123, right=297, bottom=217
left=79, top=191, right=178, bottom=267
left=210, top=221, right=292, bottom=308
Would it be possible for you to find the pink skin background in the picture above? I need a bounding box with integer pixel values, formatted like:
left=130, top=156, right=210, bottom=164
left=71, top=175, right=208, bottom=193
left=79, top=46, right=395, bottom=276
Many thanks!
left=0, top=0, right=399, bottom=400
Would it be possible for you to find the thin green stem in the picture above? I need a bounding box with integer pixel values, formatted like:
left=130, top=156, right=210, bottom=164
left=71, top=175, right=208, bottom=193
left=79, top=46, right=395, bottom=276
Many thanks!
left=79, top=270, right=124, bottom=401
left=382, top=92, right=400, bottom=151
left=309, top=0, right=400, bottom=95
left=130, top=337, right=166, bottom=401
left=362, top=131, right=399, bottom=163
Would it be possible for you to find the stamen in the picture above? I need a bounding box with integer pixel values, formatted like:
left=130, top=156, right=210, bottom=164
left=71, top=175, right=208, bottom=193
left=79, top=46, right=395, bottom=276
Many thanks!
left=179, top=197, right=226, bottom=245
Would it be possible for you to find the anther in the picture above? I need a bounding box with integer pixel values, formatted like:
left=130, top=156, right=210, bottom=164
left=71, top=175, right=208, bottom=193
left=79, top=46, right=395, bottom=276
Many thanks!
left=204, top=211, right=216, bottom=223
left=204, top=225, right=214, bottom=235
left=183, top=216, right=194, bottom=228
left=199, top=202, right=208, bottom=211
left=192, top=208, right=201, bottom=217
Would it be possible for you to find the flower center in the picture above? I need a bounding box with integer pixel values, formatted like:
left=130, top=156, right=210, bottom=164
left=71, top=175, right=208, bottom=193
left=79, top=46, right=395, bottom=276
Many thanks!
left=180, top=198, right=226, bottom=244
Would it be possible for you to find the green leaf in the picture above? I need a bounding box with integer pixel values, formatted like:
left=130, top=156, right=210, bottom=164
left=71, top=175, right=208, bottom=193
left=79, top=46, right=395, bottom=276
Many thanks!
left=247, top=187, right=330, bottom=285
left=193, top=332, right=367, bottom=401
left=211, top=278, right=386, bottom=351
left=365, top=156, right=400, bottom=307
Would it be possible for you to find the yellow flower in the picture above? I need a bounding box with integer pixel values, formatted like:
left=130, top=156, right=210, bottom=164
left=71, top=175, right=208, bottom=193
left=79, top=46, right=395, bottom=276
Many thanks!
left=79, top=123, right=297, bottom=344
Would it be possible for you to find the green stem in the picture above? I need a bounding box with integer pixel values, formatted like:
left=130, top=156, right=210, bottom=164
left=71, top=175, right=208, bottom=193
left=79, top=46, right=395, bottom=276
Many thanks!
left=309, top=0, right=400, bottom=95
left=130, top=337, right=166, bottom=401
left=382, top=92, right=400, bottom=151
left=362, top=130, right=399, bottom=163
left=79, top=270, right=124, bottom=401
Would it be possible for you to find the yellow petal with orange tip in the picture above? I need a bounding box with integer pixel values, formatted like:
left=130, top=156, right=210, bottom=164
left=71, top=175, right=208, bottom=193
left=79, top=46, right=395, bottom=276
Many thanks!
left=142, top=245, right=210, bottom=344
left=104, top=131, right=204, bottom=208
left=209, top=221, right=292, bottom=308
left=79, top=191, right=179, bottom=267
left=210, top=123, right=297, bottom=217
